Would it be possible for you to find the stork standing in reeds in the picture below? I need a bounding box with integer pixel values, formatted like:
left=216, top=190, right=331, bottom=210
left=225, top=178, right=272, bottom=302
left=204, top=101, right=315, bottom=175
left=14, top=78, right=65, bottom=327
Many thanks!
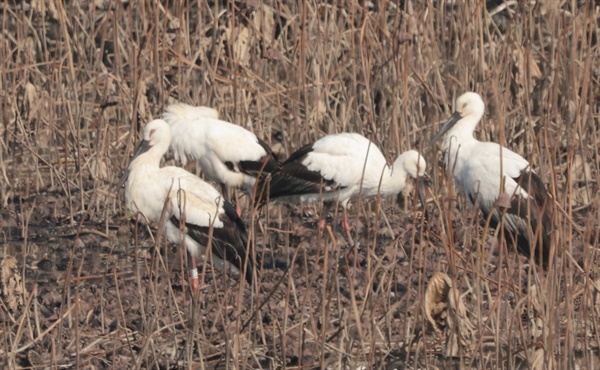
left=430, top=92, right=552, bottom=268
left=256, top=133, right=427, bottom=240
left=122, top=119, right=254, bottom=293
left=162, top=103, right=280, bottom=210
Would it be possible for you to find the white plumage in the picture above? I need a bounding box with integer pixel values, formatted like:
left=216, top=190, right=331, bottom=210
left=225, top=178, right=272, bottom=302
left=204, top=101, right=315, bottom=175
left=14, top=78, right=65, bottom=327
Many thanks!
left=162, top=103, right=219, bottom=122
left=122, top=119, right=254, bottom=292
left=162, top=103, right=280, bottom=195
left=430, top=92, right=551, bottom=267
left=257, top=133, right=427, bottom=238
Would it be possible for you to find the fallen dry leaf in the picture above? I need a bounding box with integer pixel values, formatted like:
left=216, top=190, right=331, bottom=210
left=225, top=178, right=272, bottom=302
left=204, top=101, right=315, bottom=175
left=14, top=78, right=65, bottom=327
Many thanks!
left=424, top=272, right=475, bottom=358
left=1, top=256, right=26, bottom=314
left=253, top=4, right=275, bottom=46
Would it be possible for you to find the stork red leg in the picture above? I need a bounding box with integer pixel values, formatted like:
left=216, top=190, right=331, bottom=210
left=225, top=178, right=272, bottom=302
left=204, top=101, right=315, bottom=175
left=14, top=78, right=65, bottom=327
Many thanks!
left=317, top=217, right=327, bottom=234
left=341, top=208, right=361, bottom=267
left=341, top=207, right=352, bottom=241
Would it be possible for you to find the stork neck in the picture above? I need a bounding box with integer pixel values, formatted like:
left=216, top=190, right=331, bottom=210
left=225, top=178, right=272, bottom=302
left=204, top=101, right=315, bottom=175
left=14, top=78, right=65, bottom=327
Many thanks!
left=379, top=160, right=408, bottom=195
left=132, top=142, right=168, bottom=170
left=443, top=117, right=478, bottom=150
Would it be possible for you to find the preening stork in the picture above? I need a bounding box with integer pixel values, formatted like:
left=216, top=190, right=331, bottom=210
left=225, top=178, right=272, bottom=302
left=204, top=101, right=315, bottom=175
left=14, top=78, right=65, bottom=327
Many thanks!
left=162, top=103, right=281, bottom=201
left=256, top=133, right=427, bottom=239
left=163, top=103, right=220, bottom=121
left=122, top=119, right=254, bottom=293
left=430, top=92, right=552, bottom=268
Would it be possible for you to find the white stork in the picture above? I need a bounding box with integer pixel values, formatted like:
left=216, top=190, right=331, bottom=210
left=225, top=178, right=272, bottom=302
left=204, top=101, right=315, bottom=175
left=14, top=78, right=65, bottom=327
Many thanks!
left=430, top=92, right=552, bottom=268
left=122, top=119, right=254, bottom=292
left=256, top=133, right=427, bottom=239
left=162, top=103, right=281, bottom=203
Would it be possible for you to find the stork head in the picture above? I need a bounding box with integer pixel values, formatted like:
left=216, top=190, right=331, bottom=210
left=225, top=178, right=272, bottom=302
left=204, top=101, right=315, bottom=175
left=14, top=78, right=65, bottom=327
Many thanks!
left=429, top=92, right=485, bottom=145
left=137, top=119, right=172, bottom=155
left=118, top=119, right=172, bottom=189
left=399, top=149, right=427, bottom=179
left=455, top=92, right=485, bottom=120
left=393, top=149, right=428, bottom=208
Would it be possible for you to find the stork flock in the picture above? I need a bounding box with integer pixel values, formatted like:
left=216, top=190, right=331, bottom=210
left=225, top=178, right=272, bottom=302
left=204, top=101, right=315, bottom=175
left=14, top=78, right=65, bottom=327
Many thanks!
left=121, top=92, right=553, bottom=293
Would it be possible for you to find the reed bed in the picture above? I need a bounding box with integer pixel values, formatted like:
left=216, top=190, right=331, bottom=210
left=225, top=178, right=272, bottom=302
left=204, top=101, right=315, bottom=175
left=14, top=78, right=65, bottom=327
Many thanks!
left=0, top=0, right=598, bottom=368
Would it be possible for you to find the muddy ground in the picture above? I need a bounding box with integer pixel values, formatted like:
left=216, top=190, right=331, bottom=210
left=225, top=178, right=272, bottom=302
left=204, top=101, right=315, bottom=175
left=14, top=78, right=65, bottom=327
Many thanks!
left=2, top=184, right=599, bottom=368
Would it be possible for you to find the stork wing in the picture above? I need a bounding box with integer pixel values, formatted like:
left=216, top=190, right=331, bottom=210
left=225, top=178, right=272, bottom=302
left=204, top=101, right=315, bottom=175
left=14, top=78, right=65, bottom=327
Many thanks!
left=235, top=137, right=281, bottom=177
left=162, top=168, right=253, bottom=282
left=169, top=199, right=253, bottom=283
left=462, top=152, right=550, bottom=267
left=304, top=133, right=385, bottom=189
left=259, top=143, right=339, bottom=202
left=202, top=120, right=273, bottom=169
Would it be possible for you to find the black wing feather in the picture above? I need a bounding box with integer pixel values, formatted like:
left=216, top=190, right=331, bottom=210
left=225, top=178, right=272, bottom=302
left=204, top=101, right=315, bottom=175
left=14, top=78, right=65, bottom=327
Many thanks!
left=513, top=170, right=549, bottom=209
left=255, top=144, right=340, bottom=206
left=237, top=138, right=281, bottom=178
left=479, top=169, right=551, bottom=268
left=169, top=202, right=254, bottom=283
left=283, top=143, right=314, bottom=164
left=511, top=170, right=552, bottom=268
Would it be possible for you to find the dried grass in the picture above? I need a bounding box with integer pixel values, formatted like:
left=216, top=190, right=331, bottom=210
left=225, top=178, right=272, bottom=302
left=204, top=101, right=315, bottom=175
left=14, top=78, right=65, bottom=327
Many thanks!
left=0, top=0, right=599, bottom=368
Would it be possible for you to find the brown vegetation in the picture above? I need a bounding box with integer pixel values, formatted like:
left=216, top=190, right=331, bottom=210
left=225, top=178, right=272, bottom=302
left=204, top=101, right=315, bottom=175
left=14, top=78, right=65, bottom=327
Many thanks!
left=0, top=0, right=599, bottom=368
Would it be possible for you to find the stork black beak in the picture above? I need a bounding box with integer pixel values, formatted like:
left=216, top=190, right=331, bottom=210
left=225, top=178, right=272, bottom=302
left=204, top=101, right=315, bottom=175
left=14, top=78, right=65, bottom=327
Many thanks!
left=429, top=111, right=463, bottom=146
left=117, top=139, right=152, bottom=189
left=117, top=170, right=130, bottom=190
left=416, top=175, right=430, bottom=208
